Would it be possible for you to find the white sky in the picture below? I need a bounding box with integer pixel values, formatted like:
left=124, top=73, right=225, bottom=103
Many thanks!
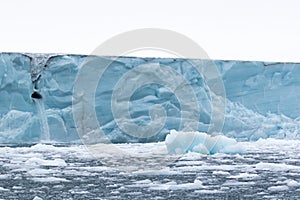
left=0, top=0, right=299, bottom=62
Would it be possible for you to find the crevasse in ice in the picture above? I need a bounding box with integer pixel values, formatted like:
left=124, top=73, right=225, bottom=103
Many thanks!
left=0, top=53, right=299, bottom=143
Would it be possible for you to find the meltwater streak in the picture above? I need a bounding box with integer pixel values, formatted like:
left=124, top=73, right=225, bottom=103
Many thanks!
left=33, top=98, right=50, bottom=142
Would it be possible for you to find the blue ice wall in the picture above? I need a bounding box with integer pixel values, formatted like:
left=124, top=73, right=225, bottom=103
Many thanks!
left=0, top=53, right=299, bottom=143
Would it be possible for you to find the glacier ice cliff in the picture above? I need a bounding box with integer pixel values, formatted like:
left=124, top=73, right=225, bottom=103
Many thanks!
left=0, top=53, right=299, bottom=143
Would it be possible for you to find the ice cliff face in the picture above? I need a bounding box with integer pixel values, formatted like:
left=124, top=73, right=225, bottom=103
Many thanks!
left=0, top=53, right=299, bottom=143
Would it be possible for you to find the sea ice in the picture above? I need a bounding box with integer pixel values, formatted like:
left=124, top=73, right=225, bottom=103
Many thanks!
left=32, top=196, right=43, bottom=200
left=165, top=130, right=243, bottom=154
left=0, top=187, right=9, bottom=191
left=268, top=185, right=289, bottom=192
left=130, top=179, right=204, bottom=190
left=285, top=180, right=300, bottom=187
left=255, top=162, right=300, bottom=171
left=31, top=177, right=69, bottom=183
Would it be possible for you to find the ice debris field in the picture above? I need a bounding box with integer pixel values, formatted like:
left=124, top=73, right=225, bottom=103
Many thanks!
left=0, top=53, right=300, bottom=199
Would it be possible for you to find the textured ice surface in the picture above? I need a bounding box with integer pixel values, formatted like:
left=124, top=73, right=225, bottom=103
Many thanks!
left=0, top=53, right=300, bottom=143
left=0, top=140, right=299, bottom=199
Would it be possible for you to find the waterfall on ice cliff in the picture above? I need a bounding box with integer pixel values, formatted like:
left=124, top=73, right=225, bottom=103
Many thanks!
left=28, top=53, right=57, bottom=143
left=33, top=98, right=50, bottom=141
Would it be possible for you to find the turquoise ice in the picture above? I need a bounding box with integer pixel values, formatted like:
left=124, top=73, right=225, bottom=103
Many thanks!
left=0, top=53, right=299, bottom=143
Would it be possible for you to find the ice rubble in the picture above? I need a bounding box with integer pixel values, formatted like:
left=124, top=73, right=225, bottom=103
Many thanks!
left=0, top=53, right=300, bottom=143
left=0, top=139, right=299, bottom=195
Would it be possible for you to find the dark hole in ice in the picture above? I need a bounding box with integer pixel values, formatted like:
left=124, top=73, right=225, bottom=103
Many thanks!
left=31, top=91, right=42, bottom=99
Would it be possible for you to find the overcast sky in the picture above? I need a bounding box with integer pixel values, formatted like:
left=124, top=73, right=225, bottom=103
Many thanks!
left=0, top=0, right=299, bottom=62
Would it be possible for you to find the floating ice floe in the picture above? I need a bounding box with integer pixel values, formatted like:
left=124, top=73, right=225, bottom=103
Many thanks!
left=165, top=130, right=244, bottom=154
left=268, top=185, right=289, bottom=192
left=130, top=179, right=204, bottom=190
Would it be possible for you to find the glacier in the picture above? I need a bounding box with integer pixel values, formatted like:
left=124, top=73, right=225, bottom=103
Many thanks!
left=0, top=52, right=300, bottom=144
